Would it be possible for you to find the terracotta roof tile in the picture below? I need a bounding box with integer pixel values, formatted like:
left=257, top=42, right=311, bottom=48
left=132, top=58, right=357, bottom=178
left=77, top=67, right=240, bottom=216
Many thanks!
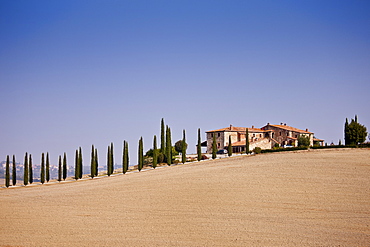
left=206, top=126, right=272, bottom=133
left=268, top=124, right=313, bottom=134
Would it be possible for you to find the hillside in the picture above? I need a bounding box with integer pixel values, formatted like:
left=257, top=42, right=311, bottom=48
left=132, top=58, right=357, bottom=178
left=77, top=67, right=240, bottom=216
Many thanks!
left=1, top=149, right=369, bottom=246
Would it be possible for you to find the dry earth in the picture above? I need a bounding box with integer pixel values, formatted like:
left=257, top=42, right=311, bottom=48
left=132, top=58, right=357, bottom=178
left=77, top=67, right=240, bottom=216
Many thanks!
left=1, top=149, right=369, bottom=246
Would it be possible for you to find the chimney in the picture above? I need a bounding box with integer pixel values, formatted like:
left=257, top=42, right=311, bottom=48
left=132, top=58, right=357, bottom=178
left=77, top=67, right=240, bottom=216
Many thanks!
left=252, top=125, right=254, bottom=129
left=284, top=123, right=287, bottom=126
left=306, top=128, right=308, bottom=132
left=230, top=124, right=233, bottom=130
left=267, top=123, right=270, bottom=125
left=280, top=122, right=283, bottom=125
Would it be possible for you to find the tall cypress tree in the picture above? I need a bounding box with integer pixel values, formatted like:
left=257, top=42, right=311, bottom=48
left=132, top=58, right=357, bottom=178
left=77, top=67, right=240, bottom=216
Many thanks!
left=91, top=145, right=95, bottom=179
left=107, top=145, right=111, bottom=176
left=122, top=141, right=127, bottom=174
left=12, top=155, right=16, bottom=186
left=161, top=118, right=165, bottom=154
left=228, top=135, right=232, bottom=157
left=110, top=143, right=114, bottom=174
left=41, top=153, right=45, bottom=184
left=344, top=118, right=349, bottom=145
left=58, top=155, right=62, bottom=182
left=138, top=137, right=143, bottom=171
left=153, top=135, right=158, bottom=169
left=5, top=155, right=10, bottom=188
left=165, top=125, right=170, bottom=164
left=245, top=128, right=250, bottom=154
left=24, top=152, right=28, bottom=186
left=212, top=134, right=217, bottom=159
left=123, top=142, right=129, bottom=174
left=197, top=128, right=202, bottom=161
left=29, top=154, right=33, bottom=184
left=46, top=152, right=50, bottom=182
left=95, top=148, right=98, bottom=177
left=63, top=152, right=67, bottom=181
left=78, top=147, right=83, bottom=179
left=75, top=149, right=79, bottom=180
left=182, top=130, right=186, bottom=164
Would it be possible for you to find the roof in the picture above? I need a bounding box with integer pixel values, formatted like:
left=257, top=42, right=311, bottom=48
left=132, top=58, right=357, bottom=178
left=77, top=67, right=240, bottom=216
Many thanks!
left=313, top=138, right=324, bottom=142
left=206, top=126, right=272, bottom=133
left=266, top=124, right=313, bottom=134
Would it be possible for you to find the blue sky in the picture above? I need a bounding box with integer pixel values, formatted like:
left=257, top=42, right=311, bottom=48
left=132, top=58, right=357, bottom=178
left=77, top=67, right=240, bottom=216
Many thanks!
left=1, top=0, right=369, bottom=167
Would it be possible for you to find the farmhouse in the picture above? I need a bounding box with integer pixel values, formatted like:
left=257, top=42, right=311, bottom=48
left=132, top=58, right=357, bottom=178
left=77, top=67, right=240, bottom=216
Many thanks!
left=205, top=123, right=324, bottom=153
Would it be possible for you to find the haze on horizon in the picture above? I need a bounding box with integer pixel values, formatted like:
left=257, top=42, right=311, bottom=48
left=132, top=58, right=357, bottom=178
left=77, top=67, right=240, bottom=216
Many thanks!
left=1, top=0, right=369, bottom=166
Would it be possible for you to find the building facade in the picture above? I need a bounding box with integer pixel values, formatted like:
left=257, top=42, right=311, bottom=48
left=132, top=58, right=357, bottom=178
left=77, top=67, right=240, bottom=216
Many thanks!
left=206, top=123, right=323, bottom=153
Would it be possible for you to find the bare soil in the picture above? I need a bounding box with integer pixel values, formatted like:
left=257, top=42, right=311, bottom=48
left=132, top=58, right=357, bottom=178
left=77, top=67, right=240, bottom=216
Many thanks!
left=1, top=149, right=369, bottom=246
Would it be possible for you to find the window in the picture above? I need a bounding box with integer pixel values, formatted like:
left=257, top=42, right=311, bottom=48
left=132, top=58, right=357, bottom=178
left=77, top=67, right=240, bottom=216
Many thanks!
left=218, top=133, right=220, bottom=137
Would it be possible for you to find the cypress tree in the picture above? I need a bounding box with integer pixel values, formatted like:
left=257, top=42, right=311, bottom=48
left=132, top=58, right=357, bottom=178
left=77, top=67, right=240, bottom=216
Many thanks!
left=161, top=118, right=165, bottom=154
left=122, top=141, right=127, bottom=174
left=245, top=128, right=250, bottom=154
left=212, top=134, right=217, bottom=159
left=58, top=155, right=62, bottom=182
left=107, top=145, right=111, bottom=176
left=153, top=136, right=158, bottom=169
left=78, top=147, right=83, bottom=179
left=165, top=125, right=170, bottom=165
left=63, top=153, right=67, bottom=181
left=95, top=148, right=98, bottom=177
left=182, top=130, right=186, bottom=164
left=197, top=128, right=202, bottom=161
left=75, top=149, right=79, bottom=180
left=24, top=152, right=28, bottom=186
left=138, top=137, right=143, bottom=171
left=228, top=135, right=232, bottom=157
left=12, top=155, right=16, bottom=186
left=29, top=154, right=33, bottom=184
left=41, top=153, right=45, bottom=184
left=46, top=152, right=50, bottom=182
left=344, top=118, right=349, bottom=145
left=123, top=141, right=129, bottom=174
left=91, top=145, right=95, bottom=179
left=110, top=143, right=114, bottom=174
left=5, top=155, right=10, bottom=188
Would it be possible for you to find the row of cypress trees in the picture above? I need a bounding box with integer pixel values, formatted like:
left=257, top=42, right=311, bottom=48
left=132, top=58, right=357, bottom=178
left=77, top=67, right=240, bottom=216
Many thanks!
left=4, top=118, right=206, bottom=187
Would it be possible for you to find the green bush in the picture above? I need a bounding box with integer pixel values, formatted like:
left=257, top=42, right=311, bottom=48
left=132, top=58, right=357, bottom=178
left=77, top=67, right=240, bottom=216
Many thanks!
left=253, top=147, right=262, bottom=154
left=261, top=146, right=308, bottom=153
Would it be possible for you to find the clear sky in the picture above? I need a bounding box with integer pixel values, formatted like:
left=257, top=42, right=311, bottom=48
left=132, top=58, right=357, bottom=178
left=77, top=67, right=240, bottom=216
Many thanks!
left=1, top=0, right=369, bottom=167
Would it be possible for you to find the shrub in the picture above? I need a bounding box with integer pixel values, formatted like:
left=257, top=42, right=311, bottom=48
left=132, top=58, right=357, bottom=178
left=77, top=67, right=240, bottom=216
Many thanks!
left=254, top=147, right=262, bottom=154
left=201, top=155, right=208, bottom=160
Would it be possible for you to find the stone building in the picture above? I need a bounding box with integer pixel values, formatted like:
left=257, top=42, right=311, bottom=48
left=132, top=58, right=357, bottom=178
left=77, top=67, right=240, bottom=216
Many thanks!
left=205, top=123, right=323, bottom=153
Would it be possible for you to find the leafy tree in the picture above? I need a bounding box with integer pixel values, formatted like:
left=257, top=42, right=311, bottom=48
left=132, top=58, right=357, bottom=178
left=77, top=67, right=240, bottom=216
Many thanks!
left=153, top=136, right=158, bottom=169
left=138, top=137, right=143, bottom=171
left=63, top=153, right=67, bottom=181
left=212, top=134, right=217, bottom=159
left=46, top=152, right=50, bottom=182
left=75, top=149, right=79, bottom=180
left=228, top=135, right=232, bottom=157
left=78, top=147, right=83, bottom=179
left=158, top=153, right=164, bottom=164
left=12, top=155, right=16, bottom=186
left=58, top=155, right=62, bottom=182
left=5, top=155, right=10, bottom=188
left=41, top=153, right=45, bottom=184
left=345, top=115, right=367, bottom=145
left=182, top=130, right=187, bottom=164
left=91, top=145, right=95, bottom=179
left=24, top=152, right=28, bottom=186
left=298, top=135, right=310, bottom=147
left=161, top=118, right=165, bottom=154
left=197, top=128, right=202, bottom=161
left=29, top=154, right=33, bottom=184
left=245, top=128, right=250, bottom=154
